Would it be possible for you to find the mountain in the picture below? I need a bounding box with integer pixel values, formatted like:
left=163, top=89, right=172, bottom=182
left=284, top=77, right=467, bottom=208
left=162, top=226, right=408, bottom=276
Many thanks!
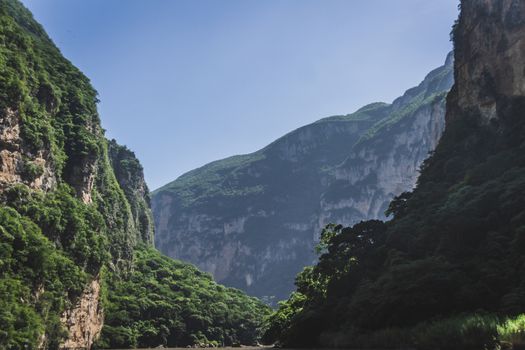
left=152, top=52, right=454, bottom=303
left=264, top=0, right=525, bottom=348
left=0, top=1, right=269, bottom=349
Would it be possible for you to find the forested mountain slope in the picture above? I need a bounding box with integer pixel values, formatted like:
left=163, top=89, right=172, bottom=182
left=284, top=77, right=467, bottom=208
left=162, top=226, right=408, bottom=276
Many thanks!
left=152, top=52, right=453, bottom=303
left=0, top=1, right=269, bottom=349
left=264, top=1, right=525, bottom=348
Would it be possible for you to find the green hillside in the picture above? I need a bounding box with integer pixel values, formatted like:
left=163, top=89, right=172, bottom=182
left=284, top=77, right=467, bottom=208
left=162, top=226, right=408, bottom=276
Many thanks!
left=0, top=1, right=269, bottom=348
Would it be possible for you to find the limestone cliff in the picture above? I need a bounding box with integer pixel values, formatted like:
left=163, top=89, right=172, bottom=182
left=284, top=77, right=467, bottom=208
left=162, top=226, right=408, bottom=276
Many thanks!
left=0, top=107, right=56, bottom=192
left=450, top=0, right=525, bottom=122
left=0, top=0, right=153, bottom=348
left=0, top=2, right=270, bottom=349
left=267, top=1, right=525, bottom=347
left=152, top=54, right=454, bottom=303
left=321, top=54, right=453, bottom=229
left=108, top=139, right=154, bottom=244
left=60, top=278, right=104, bottom=350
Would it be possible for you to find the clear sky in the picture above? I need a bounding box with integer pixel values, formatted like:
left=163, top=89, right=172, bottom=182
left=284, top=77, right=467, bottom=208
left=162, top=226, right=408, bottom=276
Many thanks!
left=21, top=0, right=459, bottom=190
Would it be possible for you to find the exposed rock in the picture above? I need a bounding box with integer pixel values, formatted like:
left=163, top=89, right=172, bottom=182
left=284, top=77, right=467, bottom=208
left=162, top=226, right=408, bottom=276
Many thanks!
left=0, top=1, right=156, bottom=348
left=108, top=139, right=155, bottom=243
left=451, top=0, right=525, bottom=122
left=60, top=278, right=104, bottom=350
left=320, top=95, right=447, bottom=229
left=0, top=108, right=56, bottom=192
left=268, top=1, right=525, bottom=345
left=67, top=155, right=97, bottom=204
left=152, top=54, right=454, bottom=303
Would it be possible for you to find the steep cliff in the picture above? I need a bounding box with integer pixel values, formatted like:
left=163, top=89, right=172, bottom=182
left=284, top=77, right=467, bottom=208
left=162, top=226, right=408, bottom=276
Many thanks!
left=0, top=0, right=144, bottom=347
left=266, top=1, right=525, bottom=348
left=0, top=1, right=270, bottom=349
left=108, top=139, right=154, bottom=244
left=321, top=55, right=452, bottom=229
left=152, top=54, right=453, bottom=303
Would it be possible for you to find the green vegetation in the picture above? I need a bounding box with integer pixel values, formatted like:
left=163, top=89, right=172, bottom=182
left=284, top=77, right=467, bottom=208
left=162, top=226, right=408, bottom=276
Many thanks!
left=107, top=139, right=154, bottom=243
left=264, top=48, right=525, bottom=350
left=0, top=1, right=129, bottom=346
left=0, top=205, right=88, bottom=349
left=95, top=246, right=271, bottom=349
left=313, top=102, right=390, bottom=124
left=154, top=152, right=267, bottom=207
left=0, top=0, right=101, bottom=176
left=0, top=1, right=271, bottom=349
left=152, top=58, right=453, bottom=302
left=0, top=178, right=129, bottom=349
left=311, top=313, right=525, bottom=350
left=358, top=91, right=447, bottom=144
left=498, top=315, right=525, bottom=348
left=4, top=184, right=109, bottom=272
left=153, top=102, right=394, bottom=208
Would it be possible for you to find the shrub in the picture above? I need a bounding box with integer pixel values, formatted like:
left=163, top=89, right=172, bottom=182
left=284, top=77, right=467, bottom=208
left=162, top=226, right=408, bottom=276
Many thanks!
left=498, top=315, right=525, bottom=348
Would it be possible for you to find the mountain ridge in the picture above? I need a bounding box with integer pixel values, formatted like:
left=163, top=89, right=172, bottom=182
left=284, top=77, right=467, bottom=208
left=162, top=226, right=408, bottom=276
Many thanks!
left=264, top=1, right=525, bottom=348
left=152, top=52, right=454, bottom=303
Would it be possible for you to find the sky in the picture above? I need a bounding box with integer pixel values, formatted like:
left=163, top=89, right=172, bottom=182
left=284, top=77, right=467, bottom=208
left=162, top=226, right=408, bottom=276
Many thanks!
left=21, top=0, right=459, bottom=190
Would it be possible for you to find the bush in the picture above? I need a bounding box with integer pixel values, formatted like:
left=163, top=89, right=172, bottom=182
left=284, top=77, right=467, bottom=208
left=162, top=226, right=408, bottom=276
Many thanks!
left=412, top=314, right=499, bottom=350
left=498, top=315, right=525, bottom=348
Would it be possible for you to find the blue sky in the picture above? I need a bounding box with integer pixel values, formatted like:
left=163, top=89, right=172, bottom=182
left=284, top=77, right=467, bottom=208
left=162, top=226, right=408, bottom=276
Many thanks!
left=21, top=0, right=459, bottom=189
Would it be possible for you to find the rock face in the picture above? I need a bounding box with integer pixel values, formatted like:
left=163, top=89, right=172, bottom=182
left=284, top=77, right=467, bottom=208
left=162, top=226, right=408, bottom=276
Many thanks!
left=152, top=54, right=454, bottom=303
left=267, top=1, right=525, bottom=346
left=451, top=0, right=525, bottom=121
left=0, top=107, right=56, bottom=192
left=108, top=139, right=155, bottom=244
left=0, top=1, right=153, bottom=348
left=1, top=2, right=271, bottom=349
left=60, top=278, right=104, bottom=350
left=320, top=56, right=452, bottom=232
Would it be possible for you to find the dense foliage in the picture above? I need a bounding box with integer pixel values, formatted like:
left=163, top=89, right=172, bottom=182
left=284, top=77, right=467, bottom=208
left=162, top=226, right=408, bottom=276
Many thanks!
left=0, top=1, right=271, bottom=349
left=264, top=34, right=525, bottom=350
left=107, top=139, right=154, bottom=244
left=95, top=246, right=271, bottom=349
left=0, top=0, right=101, bottom=176
left=0, top=205, right=87, bottom=349
left=0, top=178, right=129, bottom=349
left=0, top=0, right=133, bottom=346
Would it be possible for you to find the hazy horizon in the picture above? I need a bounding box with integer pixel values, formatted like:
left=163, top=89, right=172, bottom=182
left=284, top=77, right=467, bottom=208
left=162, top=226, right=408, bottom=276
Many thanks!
left=21, top=0, right=459, bottom=189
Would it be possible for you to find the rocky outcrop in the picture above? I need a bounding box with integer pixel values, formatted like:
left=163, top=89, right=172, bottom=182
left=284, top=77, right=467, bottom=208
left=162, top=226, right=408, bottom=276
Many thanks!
left=65, top=154, right=97, bottom=204
left=2, top=2, right=269, bottom=349
left=152, top=54, right=454, bottom=303
left=265, top=2, right=525, bottom=346
left=0, top=108, right=56, bottom=192
left=108, top=139, right=154, bottom=243
left=60, top=278, right=104, bottom=350
left=321, top=80, right=449, bottom=230
left=450, top=0, right=525, bottom=122
left=0, top=1, right=155, bottom=348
